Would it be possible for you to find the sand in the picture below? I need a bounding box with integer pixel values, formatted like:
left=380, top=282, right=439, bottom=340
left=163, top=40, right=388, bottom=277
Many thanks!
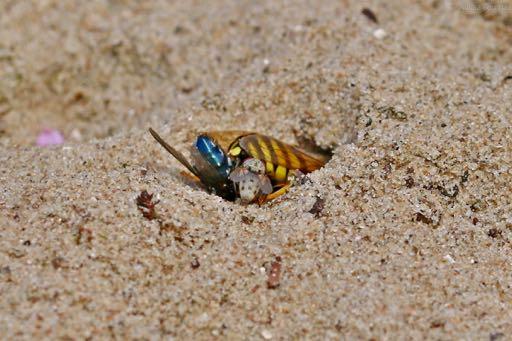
left=1, top=0, right=512, bottom=339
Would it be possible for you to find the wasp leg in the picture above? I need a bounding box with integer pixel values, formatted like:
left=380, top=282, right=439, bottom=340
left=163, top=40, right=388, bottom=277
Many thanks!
left=258, top=169, right=303, bottom=204
left=260, top=182, right=293, bottom=203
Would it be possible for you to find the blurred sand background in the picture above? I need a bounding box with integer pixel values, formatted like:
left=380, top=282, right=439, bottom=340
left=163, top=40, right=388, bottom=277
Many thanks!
left=1, top=0, right=512, bottom=339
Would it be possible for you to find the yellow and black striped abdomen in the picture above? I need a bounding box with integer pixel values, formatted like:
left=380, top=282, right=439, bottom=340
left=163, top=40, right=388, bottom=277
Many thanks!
left=230, top=133, right=325, bottom=175
left=261, top=161, right=289, bottom=184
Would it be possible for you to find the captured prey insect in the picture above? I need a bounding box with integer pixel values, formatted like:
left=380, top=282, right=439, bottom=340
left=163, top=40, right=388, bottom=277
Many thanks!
left=149, top=128, right=329, bottom=204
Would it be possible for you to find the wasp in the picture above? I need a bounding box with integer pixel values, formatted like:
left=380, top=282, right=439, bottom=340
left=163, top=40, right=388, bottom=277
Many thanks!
left=149, top=128, right=328, bottom=204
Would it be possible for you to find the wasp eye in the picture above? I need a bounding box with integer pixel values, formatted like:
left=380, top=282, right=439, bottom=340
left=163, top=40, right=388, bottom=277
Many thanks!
left=242, top=158, right=265, bottom=174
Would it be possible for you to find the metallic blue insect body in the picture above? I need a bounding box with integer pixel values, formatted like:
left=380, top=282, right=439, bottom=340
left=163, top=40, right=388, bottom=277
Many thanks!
left=195, top=135, right=233, bottom=178
left=148, top=128, right=236, bottom=200
left=188, top=134, right=236, bottom=200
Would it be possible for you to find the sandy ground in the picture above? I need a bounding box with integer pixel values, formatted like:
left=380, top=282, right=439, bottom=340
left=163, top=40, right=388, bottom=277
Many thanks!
left=1, top=0, right=512, bottom=339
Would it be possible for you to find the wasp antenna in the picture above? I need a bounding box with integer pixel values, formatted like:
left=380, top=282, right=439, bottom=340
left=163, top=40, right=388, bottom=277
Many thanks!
left=149, top=128, right=199, bottom=177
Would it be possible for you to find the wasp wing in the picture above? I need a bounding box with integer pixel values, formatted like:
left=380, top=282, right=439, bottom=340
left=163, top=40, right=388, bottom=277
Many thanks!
left=200, top=131, right=253, bottom=154
left=238, top=134, right=326, bottom=173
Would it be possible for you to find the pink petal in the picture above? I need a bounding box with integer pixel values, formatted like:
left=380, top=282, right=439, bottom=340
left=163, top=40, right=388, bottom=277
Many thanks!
left=36, top=129, right=64, bottom=147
